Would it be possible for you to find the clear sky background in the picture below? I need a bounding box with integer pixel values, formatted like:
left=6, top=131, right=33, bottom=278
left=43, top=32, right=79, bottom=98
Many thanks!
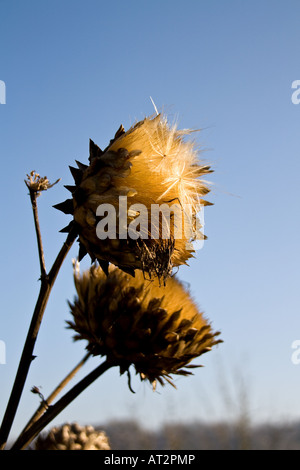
left=1, top=0, right=300, bottom=442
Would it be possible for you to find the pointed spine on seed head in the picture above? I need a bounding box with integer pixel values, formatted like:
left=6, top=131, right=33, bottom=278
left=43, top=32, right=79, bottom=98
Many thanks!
left=78, top=243, right=88, bottom=262
left=114, top=124, right=125, bottom=140
left=104, top=124, right=126, bottom=152
left=59, top=221, right=75, bottom=233
left=64, top=185, right=77, bottom=194
left=69, top=166, right=83, bottom=185
left=99, top=260, right=109, bottom=276
left=53, top=199, right=74, bottom=215
left=75, top=160, right=88, bottom=172
left=89, top=139, right=103, bottom=163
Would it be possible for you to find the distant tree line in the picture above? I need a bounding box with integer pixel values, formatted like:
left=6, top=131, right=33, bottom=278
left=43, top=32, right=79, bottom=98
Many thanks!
left=97, top=419, right=300, bottom=450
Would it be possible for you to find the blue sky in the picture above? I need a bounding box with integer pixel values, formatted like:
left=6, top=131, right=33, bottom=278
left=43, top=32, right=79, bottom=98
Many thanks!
left=1, top=0, right=300, bottom=442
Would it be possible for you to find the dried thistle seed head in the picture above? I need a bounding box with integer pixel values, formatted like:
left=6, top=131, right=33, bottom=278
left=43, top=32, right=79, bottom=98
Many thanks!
left=67, top=263, right=222, bottom=390
left=25, top=170, right=60, bottom=196
left=33, top=423, right=111, bottom=450
left=55, top=114, right=212, bottom=280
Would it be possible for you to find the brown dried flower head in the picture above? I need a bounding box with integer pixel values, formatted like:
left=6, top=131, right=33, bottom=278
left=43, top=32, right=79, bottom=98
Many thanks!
left=55, top=114, right=212, bottom=280
left=67, top=262, right=222, bottom=390
left=34, top=423, right=110, bottom=450
left=25, top=170, right=60, bottom=196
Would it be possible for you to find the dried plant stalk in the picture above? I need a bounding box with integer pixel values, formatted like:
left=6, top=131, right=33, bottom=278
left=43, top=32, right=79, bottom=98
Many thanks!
left=0, top=175, right=76, bottom=450
left=11, top=360, right=114, bottom=450
left=20, top=352, right=91, bottom=436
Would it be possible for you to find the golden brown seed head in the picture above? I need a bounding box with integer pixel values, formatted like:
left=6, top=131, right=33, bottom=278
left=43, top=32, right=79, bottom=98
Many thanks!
left=67, top=263, right=222, bottom=390
left=55, top=114, right=212, bottom=280
left=34, top=423, right=111, bottom=450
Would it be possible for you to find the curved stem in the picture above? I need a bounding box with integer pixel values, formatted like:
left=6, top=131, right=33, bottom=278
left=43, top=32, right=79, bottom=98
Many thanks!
left=20, top=352, right=91, bottom=436
left=11, top=360, right=114, bottom=450
left=0, top=226, right=77, bottom=450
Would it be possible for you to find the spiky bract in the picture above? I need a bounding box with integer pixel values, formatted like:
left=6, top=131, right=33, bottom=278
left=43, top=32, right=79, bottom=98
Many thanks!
left=55, top=115, right=212, bottom=280
left=67, top=263, right=222, bottom=390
